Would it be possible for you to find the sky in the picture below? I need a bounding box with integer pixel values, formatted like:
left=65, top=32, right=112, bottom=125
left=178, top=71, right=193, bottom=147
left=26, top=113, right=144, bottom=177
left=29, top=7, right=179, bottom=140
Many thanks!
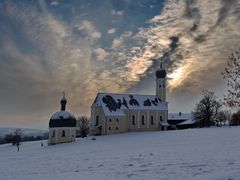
left=0, top=0, right=239, bottom=129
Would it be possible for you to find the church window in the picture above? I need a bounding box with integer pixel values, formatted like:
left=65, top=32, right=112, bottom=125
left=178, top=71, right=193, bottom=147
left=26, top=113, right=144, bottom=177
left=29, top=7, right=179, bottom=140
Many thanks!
left=163, top=85, right=165, bottom=88
left=109, top=127, right=111, bottom=130
left=116, top=118, right=119, bottom=122
left=159, top=85, right=161, bottom=88
left=96, top=116, right=99, bottom=126
left=52, top=130, right=55, bottom=137
left=109, top=118, right=112, bottom=122
left=116, top=127, right=119, bottom=130
left=62, top=130, right=66, bottom=137
left=160, top=116, right=163, bottom=121
left=151, top=116, right=154, bottom=125
left=132, top=115, right=135, bottom=125
left=142, top=115, right=145, bottom=125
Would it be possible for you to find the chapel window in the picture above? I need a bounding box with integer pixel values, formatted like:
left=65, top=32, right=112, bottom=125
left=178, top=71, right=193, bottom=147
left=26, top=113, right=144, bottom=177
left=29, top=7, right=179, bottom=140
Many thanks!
left=62, top=130, right=66, bottom=137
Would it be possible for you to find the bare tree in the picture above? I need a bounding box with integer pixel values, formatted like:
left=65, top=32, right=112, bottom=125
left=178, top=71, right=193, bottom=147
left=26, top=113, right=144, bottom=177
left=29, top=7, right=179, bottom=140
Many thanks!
left=193, top=90, right=222, bottom=127
left=222, top=50, right=240, bottom=107
left=77, top=116, right=89, bottom=138
left=12, top=129, right=22, bottom=151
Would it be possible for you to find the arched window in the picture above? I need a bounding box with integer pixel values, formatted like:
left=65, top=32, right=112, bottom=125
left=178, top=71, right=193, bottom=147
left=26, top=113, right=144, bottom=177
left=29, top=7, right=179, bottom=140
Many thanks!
left=151, top=116, right=154, bottom=125
left=116, top=118, right=119, bottom=122
left=52, top=130, right=55, bottom=137
left=163, top=85, right=165, bottom=88
left=96, top=115, right=99, bottom=126
left=132, top=115, right=135, bottom=125
left=62, top=130, right=66, bottom=137
left=109, top=118, right=112, bottom=122
left=142, top=115, right=145, bottom=125
left=116, top=127, right=119, bottom=130
left=109, top=127, right=111, bottom=130
left=159, top=85, right=161, bottom=88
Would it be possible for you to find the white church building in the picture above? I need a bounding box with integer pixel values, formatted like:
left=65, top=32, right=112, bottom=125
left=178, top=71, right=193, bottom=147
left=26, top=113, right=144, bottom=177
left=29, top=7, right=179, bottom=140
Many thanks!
left=90, top=62, right=169, bottom=135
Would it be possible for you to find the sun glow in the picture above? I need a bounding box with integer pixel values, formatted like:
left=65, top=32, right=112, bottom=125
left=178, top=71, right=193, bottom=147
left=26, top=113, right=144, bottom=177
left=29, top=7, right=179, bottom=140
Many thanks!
left=168, top=66, right=186, bottom=92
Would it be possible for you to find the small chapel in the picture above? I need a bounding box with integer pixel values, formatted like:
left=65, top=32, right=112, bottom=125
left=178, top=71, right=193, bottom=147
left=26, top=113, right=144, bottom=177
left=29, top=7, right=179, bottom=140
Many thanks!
left=89, top=61, right=169, bottom=135
left=48, top=93, right=77, bottom=145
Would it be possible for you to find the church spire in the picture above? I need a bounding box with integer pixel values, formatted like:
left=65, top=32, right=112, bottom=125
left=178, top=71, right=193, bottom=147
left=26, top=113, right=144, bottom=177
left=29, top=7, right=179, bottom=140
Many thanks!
left=160, top=59, right=163, bottom=69
left=60, top=91, right=67, bottom=111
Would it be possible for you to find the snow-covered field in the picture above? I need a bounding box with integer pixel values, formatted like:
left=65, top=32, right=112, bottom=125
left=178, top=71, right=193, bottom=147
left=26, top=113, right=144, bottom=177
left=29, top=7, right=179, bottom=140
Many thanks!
left=0, top=127, right=240, bottom=180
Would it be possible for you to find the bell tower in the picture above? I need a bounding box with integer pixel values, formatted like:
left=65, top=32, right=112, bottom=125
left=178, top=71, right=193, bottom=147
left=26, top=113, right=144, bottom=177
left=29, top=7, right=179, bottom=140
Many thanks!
left=155, top=60, right=167, bottom=101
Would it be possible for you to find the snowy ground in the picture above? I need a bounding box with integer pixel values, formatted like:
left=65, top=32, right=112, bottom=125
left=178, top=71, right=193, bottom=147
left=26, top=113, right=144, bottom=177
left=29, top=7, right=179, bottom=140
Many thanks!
left=0, top=127, right=240, bottom=180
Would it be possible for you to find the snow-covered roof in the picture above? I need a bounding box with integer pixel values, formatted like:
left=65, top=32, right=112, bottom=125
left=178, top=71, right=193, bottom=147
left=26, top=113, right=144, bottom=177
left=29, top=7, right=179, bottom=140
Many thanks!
left=50, top=111, right=76, bottom=120
left=177, top=119, right=196, bottom=125
left=168, top=113, right=192, bottom=121
left=92, top=93, right=168, bottom=116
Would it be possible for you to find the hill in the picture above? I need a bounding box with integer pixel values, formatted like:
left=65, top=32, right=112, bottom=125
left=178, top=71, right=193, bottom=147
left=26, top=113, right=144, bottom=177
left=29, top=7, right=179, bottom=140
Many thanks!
left=0, top=127, right=240, bottom=180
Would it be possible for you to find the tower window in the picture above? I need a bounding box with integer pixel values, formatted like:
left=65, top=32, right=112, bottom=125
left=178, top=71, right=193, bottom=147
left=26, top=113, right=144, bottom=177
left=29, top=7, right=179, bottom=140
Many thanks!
left=116, top=127, right=119, bottom=130
left=109, top=127, right=111, bottom=130
left=116, top=118, right=119, bottom=122
left=163, top=85, right=165, bottom=88
left=132, top=115, right=135, bottom=125
left=109, top=118, right=112, bottom=122
left=142, top=115, right=145, bottom=125
left=95, top=116, right=99, bottom=126
left=151, top=116, right=154, bottom=125
left=62, top=130, right=66, bottom=137
left=159, top=85, right=161, bottom=88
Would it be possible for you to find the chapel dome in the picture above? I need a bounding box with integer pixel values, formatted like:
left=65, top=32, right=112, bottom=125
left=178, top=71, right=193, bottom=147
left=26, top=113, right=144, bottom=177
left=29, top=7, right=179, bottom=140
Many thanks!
left=49, top=111, right=76, bottom=128
left=49, top=92, right=76, bottom=128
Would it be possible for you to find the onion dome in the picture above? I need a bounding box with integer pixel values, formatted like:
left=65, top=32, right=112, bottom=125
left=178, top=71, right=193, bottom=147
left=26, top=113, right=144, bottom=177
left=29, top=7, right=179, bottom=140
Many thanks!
left=49, top=92, right=76, bottom=128
left=155, top=60, right=166, bottom=79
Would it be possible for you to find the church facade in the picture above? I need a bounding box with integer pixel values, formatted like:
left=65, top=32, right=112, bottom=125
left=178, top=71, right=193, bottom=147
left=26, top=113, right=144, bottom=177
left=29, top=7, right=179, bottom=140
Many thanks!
left=90, top=63, right=169, bottom=135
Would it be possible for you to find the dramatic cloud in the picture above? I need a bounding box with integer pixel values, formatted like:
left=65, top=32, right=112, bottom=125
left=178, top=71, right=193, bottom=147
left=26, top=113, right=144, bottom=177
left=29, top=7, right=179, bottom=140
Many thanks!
left=0, top=0, right=239, bottom=128
left=131, top=0, right=240, bottom=94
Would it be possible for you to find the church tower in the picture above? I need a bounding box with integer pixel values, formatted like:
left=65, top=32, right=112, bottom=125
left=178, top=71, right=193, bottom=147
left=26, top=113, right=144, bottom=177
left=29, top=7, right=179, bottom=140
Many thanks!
left=155, top=60, right=167, bottom=101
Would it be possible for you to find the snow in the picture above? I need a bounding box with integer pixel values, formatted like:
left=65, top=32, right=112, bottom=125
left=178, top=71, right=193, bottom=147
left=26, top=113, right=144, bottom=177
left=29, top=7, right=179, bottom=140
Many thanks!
left=93, top=92, right=168, bottom=116
left=1, top=127, right=240, bottom=180
left=51, top=111, right=76, bottom=119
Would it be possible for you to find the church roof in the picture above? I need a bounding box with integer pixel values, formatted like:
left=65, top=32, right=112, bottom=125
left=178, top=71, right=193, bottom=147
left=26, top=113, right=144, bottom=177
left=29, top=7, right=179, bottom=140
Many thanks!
left=92, top=93, right=168, bottom=117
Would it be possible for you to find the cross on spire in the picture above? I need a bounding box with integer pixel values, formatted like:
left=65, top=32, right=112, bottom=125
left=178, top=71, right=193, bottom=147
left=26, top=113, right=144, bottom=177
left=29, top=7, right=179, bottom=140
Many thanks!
left=160, top=59, right=163, bottom=69
left=62, top=91, right=66, bottom=99
left=60, top=91, right=67, bottom=111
